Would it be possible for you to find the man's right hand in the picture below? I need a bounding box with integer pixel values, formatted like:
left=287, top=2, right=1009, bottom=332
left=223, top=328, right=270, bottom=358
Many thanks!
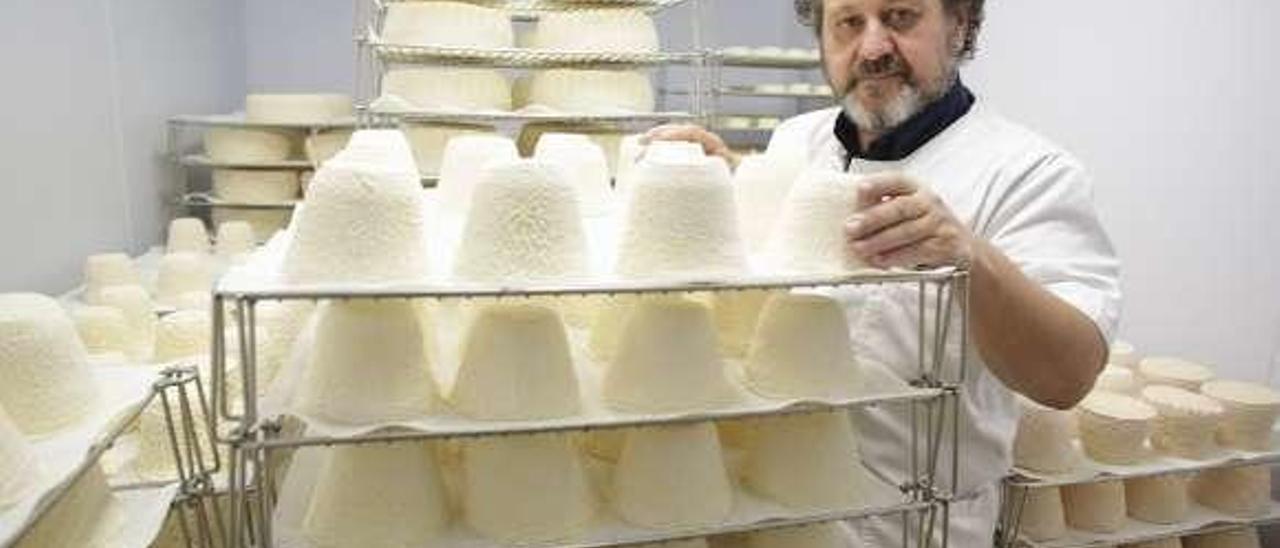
left=643, top=124, right=741, bottom=168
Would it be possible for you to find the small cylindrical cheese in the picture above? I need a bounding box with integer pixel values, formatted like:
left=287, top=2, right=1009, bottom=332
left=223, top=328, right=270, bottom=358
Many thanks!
left=1138, top=357, right=1215, bottom=391
left=1125, top=473, right=1191, bottom=524
left=1199, top=380, right=1280, bottom=451
left=1078, top=392, right=1157, bottom=464
left=1014, top=486, right=1066, bottom=542
left=1190, top=465, right=1272, bottom=518
left=1062, top=480, right=1126, bottom=533
left=1141, top=385, right=1225, bottom=459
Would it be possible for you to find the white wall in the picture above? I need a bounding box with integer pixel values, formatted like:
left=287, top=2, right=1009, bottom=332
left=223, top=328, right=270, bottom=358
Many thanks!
left=0, top=0, right=244, bottom=294
left=964, top=1, right=1280, bottom=382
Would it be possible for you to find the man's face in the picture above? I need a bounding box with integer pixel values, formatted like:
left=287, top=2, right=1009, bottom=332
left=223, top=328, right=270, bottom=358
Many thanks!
left=820, top=0, right=963, bottom=132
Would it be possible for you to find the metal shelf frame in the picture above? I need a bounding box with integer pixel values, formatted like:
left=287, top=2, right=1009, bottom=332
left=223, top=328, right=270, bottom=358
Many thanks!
left=5, top=367, right=218, bottom=548
left=207, top=268, right=968, bottom=548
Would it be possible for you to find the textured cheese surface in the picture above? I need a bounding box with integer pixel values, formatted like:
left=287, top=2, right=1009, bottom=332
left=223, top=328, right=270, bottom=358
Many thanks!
left=82, top=252, right=141, bottom=304
left=528, top=70, right=655, bottom=114
left=381, top=1, right=513, bottom=49
left=613, top=423, right=733, bottom=529
left=1014, top=398, right=1079, bottom=473
left=0, top=293, right=101, bottom=435
left=534, top=133, right=613, bottom=217
left=1062, top=480, right=1126, bottom=533
left=203, top=127, right=295, bottom=163
left=1201, top=380, right=1280, bottom=450
left=530, top=9, right=658, bottom=52
left=1078, top=392, right=1157, bottom=464
left=14, top=465, right=115, bottom=548
left=615, top=155, right=746, bottom=279
left=744, top=293, right=862, bottom=400
left=302, top=442, right=449, bottom=548
left=380, top=67, right=511, bottom=112
left=215, top=221, right=257, bottom=259
left=156, top=253, right=213, bottom=307
left=294, top=300, right=439, bottom=424
left=452, top=159, right=589, bottom=283
left=304, top=130, right=352, bottom=167
left=1139, top=357, right=1215, bottom=390
left=402, top=124, right=493, bottom=176
left=1018, top=487, right=1066, bottom=541
left=153, top=310, right=211, bottom=363
left=437, top=134, right=520, bottom=223
left=742, top=412, right=869, bottom=510
left=98, top=285, right=156, bottom=361
left=0, top=406, right=36, bottom=508
left=283, top=130, right=431, bottom=284
left=1141, top=385, right=1225, bottom=459
left=73, top=306, right=130, bottom=357
left=1190, top=465, right=1271, bottom=518
left=1125, top=473, right=1191, bottom=524
left=212, top=169, right=299, bottom=203
left=244, top=93, right=352, bottom=124
left=1183, top=528, right=1262, bottom=548
left=764, top=169, right=866, bottom=274
left=603, top=297, right=734, bottom=412
left=167, top=217, right=210, bottom=254
left=450, top=304, right=581, bottom=420
left=461, top=434, right=594, bottom=543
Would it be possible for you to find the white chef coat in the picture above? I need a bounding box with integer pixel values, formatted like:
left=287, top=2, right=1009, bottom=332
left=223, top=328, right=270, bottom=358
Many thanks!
left=765, top=104, right=1122, bottom=548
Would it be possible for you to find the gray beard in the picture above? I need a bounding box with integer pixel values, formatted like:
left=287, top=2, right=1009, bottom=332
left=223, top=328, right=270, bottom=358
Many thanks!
left=838, top=62, right=958, bottom=134
left=843, top=83, right=926, bottom=133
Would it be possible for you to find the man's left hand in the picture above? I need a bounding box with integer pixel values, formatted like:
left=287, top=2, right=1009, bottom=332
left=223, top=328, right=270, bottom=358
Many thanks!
left=845, top=172, right=975, bottom=269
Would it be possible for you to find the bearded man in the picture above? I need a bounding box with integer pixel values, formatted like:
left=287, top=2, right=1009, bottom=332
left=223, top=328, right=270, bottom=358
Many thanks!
left=648, top=0, right=1122, bottom=545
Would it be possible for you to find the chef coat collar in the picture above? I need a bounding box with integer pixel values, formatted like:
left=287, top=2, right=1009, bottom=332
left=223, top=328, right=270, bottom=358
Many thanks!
left=835, top=79, right=975, bottom=166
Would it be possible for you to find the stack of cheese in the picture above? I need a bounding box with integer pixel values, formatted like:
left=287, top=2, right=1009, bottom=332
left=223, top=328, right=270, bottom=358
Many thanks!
left=1140, top=385, right=1225, bottom=459
left=522, top=10, right=659, bottom=114
left=207, top=93, right=353, bottom=239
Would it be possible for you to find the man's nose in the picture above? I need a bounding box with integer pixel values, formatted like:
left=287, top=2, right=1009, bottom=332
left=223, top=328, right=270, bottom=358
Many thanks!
left=859, top=19, right=895, bottom=61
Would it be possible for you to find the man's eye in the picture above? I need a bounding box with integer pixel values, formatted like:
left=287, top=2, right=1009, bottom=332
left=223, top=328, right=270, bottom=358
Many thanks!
left=884, top=9, right=920, bottom=30
left=836, top=16, right=864, bottom=31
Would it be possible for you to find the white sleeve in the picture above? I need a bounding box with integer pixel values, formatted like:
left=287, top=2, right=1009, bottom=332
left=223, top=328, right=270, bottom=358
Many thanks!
left=979, top=153, right=1123, bottom=342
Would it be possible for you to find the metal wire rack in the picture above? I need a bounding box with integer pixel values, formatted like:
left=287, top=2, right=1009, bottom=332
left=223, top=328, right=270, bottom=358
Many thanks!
left=178, top=155, right=314, bottom=171
left=996, top=447, right=1280, bottom=548
left=207, top=267, right=968, bottom=548
left=178, top=192, right=299, bottom=212
left=368, top=36, right=701, bottom=69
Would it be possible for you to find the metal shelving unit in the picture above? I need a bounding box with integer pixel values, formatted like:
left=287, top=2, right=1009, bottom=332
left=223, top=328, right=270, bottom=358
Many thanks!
left=207, top=266, right=968, bottom=548
left=996, top=442, right=1280, bottom=548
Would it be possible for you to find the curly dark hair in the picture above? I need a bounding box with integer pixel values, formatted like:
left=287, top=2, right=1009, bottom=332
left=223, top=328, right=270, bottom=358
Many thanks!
left=794, top=0, right=986, bottom=59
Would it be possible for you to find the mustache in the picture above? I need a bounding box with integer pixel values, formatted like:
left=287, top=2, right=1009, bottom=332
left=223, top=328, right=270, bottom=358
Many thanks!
left=841, top=54, right=912, bottom=94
